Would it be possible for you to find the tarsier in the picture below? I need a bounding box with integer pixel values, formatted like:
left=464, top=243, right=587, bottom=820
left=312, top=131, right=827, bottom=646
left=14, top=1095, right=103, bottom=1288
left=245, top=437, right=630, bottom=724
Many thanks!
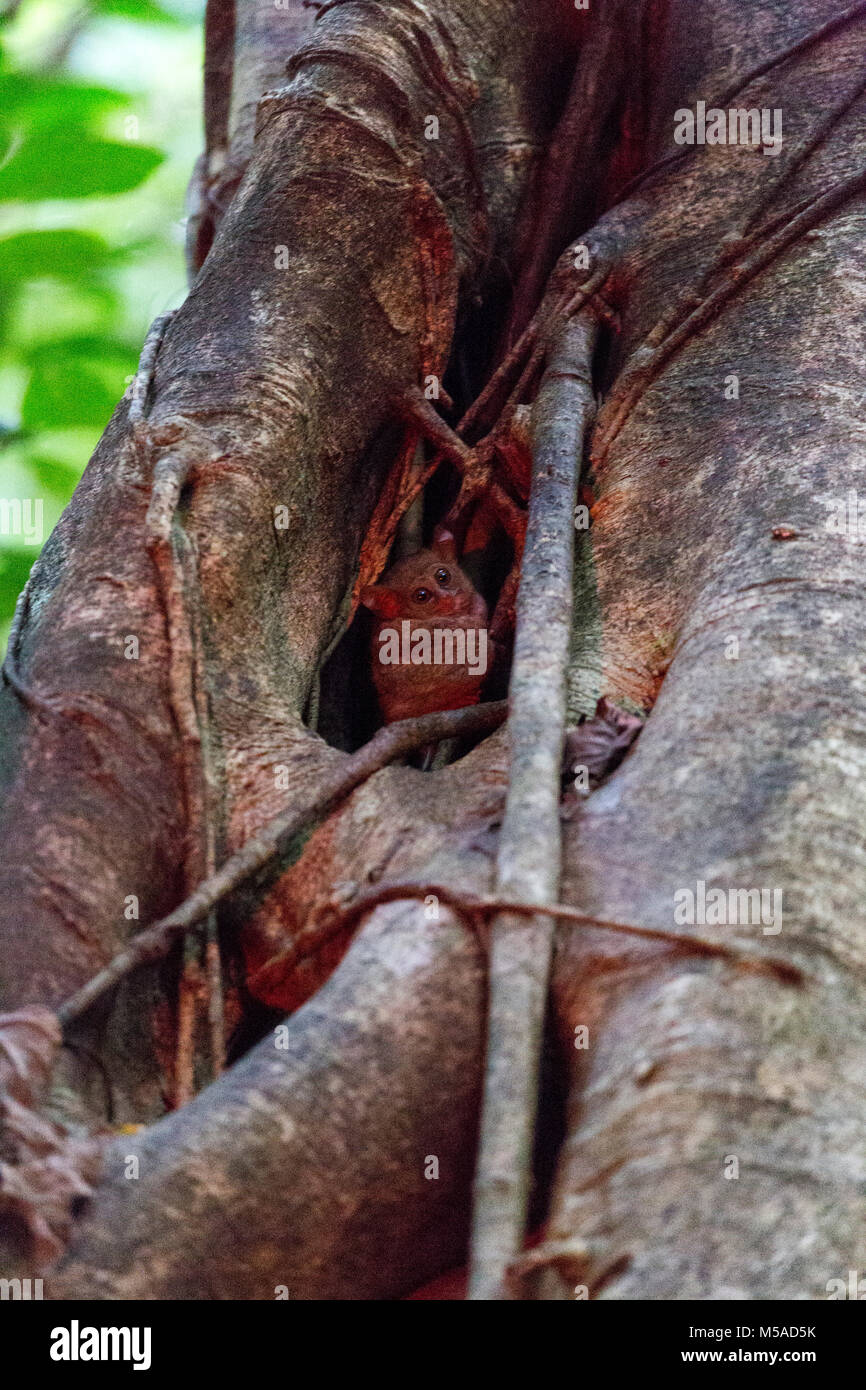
left=360, top=525, right=490, bottom=724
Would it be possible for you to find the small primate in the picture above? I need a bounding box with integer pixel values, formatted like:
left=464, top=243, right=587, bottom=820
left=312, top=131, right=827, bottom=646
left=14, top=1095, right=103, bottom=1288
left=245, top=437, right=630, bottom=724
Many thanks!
left=360, top=526, right=489, bottom=725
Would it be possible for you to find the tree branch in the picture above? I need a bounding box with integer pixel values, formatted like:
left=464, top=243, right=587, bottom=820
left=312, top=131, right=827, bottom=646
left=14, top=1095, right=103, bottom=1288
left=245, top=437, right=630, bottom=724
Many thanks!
left=57, top=700, right=507, bottom=1028
left=468, top=308, right=599, bottom=1300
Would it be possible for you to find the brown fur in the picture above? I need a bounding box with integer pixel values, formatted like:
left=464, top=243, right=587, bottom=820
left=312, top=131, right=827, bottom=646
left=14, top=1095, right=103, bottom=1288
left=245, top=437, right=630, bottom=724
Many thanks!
left=360, top=527, right=489, bottom=724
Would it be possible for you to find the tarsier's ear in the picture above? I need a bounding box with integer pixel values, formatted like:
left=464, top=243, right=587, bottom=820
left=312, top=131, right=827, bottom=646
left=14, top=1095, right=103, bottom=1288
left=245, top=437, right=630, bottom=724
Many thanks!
left=360, top=584, right=401, bottom=619
left=432, top=524, right=457, bottom=559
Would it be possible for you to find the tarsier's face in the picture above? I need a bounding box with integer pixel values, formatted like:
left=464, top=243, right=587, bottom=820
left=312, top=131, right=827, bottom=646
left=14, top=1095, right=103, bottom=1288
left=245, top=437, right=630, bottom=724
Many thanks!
left=385, top=552, right=473, bottom=619
left=360, top=530, right=488, bottom=624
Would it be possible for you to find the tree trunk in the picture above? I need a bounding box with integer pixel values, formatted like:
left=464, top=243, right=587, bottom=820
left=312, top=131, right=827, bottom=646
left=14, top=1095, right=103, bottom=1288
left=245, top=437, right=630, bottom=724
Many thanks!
left=2, top=0, right=866, bottom=1300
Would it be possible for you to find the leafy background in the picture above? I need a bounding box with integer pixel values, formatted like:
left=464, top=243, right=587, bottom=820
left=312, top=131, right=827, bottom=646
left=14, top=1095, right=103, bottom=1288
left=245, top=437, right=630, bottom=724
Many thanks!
left=0, top=0, right=201, bottom=653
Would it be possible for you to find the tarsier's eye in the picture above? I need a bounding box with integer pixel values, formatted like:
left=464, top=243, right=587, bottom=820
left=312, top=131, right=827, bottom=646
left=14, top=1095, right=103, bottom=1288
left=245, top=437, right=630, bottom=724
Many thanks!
left=434, top=568, right=450, bottom=585
left=413, top=587, right=432, bottom=603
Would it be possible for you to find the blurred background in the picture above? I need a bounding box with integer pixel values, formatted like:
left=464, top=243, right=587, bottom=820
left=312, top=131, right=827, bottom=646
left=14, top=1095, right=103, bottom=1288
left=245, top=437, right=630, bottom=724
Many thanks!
left=0, top=0, right=202, bottom=652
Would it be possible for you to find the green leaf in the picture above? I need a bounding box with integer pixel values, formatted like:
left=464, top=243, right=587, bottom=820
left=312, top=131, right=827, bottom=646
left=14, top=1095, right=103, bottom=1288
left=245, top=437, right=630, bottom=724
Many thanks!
left=93, top=0, right=185, bottom=23
left=21, top=337, right=137, bottom=430
left=24, top=452, right=87, bottom=496
left=5, top=280, right=121, bottom=352
left=0, top=131, right=163, bottom=201
left=0, top=549, right=35, bottom=627
left=0, top=73, right=129, bottom=131
left=0, top=230, right=114, bottom=281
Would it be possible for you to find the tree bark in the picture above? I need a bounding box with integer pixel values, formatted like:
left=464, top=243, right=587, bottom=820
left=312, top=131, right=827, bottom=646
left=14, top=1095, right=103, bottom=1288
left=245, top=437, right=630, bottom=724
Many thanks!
left=540, top=0, right=866, bottom=1300
left=3, top=0, right=866, bottom=1300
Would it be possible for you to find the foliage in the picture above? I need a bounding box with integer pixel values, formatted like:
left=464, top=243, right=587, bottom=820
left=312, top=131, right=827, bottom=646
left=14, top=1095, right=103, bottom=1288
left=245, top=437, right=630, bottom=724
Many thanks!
left=0, top=0, right=201, bottom=651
